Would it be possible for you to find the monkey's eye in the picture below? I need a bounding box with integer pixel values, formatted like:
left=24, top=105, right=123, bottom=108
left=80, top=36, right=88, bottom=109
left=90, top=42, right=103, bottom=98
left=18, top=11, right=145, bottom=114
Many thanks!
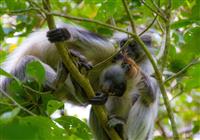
left=121, top=63, right=131, bottom=72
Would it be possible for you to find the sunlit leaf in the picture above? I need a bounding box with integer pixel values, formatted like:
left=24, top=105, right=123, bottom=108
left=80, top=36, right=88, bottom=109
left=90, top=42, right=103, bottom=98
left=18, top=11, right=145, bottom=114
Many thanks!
left=55, top=116, right=92, bottom=140
left=0, top=108, right=20, bottom=124
left=25, top=61, right=45, bottom=85
left=0, top=116, right=69, bottom=140
left=47, top=100, right=64, bottom=116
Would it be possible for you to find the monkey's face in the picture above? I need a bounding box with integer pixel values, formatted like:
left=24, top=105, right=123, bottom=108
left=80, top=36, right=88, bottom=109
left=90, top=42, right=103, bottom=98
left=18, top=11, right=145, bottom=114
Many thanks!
left=100, top=65, right=127, bottom=97
left=120, top=39, right=145, bottom=62
left=120, top=35, right=152, bottom=62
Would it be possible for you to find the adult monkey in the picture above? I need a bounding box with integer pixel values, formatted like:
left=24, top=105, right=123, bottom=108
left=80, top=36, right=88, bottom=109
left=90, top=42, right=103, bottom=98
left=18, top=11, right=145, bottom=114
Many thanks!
left=0, top=23, right=115, bottom=104
left=88, top=34, right=160, bottom=140
left=0, top=23, right=152, bottom=104
left=0, top=23, right=159, bottom=140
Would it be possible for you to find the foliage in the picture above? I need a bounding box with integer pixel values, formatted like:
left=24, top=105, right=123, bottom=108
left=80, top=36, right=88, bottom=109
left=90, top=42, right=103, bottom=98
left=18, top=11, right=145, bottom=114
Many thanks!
left=0, top=0, right=200, bottom=139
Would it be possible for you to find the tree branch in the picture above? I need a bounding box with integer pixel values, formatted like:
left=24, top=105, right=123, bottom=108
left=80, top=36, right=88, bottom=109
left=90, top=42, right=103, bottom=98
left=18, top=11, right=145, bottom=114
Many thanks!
left=121, top=0, right=137, bottom=33
left=139, top=14, right=158, bottom=36
left=0, top=88, right=36, bottom=116
left=41, top=0, right=121, bottom=140
left=164, top=59, right=200, bottom=84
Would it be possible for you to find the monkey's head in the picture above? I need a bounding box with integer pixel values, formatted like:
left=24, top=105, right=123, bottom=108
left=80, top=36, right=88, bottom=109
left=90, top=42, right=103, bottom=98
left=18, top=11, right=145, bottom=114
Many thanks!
left=120, top=35, right=152, bottom=62
left=100, top=65, right=127, bottom=97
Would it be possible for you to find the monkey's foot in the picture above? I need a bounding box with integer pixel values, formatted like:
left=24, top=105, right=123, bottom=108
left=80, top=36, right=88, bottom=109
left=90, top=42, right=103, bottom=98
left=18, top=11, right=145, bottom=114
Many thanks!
left=47, top=28, right=71, bottom=42
left=88, top=92, right=108, bottom=105
left=69, top=50, right=93, bottom=71
left=107, top=115, right=125, bottom=128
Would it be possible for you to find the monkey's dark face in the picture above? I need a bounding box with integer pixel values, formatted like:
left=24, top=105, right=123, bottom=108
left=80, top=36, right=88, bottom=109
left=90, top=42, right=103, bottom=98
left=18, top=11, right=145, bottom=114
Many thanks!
left=100, top=65, right=127, bottom=97
left=120, top=39, right=145, bottom=62
left=120, top=35, right=152, bottom=62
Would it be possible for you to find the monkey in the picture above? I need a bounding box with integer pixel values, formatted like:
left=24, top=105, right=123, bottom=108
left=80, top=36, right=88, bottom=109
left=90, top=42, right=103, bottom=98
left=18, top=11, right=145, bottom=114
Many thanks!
left=0, top=22, right=159, bottom=139
left=89, top=37, right=160, bottom=140
left=0, top=23, right=117, bottom=105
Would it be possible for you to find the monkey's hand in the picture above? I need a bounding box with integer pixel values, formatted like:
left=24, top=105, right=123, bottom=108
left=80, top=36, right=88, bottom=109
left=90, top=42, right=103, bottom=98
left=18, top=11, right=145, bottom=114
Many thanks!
left=47, top=28, right=71, bottom=42
left=88, top=91, right=108, bottom=105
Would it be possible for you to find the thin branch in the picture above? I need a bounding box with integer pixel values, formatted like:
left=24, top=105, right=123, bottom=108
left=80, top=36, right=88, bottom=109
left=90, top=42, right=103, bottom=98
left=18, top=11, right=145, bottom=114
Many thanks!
left=164, top=59, right=200, bottom=84
left=41, top=0, right=121, bottom=139
left=140, top=0, right=167, bottom=21
left=22, top=85, right=51, bottom=95
left=50, top=12, right=134, bottom=36
left=6, top=8, right=36, bottom=13
left=121, top=0, right=137, bottom=33
left=139, top=14, right=158, bottom=36
left=156, top=19, right=165, bottom=33
left=93, top=38, right=132, bottom=69
left=161, top=0, right=172, bottom=72
left=0, top=88, right=36, bottom=116
left=150, top=0, right=166, bottom=17
left=122, top=0, right=179, bottom=139
left=156, top=120, right=168, bottom=138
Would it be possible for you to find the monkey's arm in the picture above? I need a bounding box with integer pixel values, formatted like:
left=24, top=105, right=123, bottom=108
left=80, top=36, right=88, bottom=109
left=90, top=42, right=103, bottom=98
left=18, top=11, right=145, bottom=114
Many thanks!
left=47, top=24, right=117, bottom=63
left=137, top=72, right=157, bottom=106
left=126, top=74, right=159, bottom=140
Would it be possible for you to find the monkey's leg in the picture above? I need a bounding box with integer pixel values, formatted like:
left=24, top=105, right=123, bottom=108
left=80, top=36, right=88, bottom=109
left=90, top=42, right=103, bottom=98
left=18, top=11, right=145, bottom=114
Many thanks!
left=47, top=26, right=116, bottom=63
left=89, top=108, right=110, bottom=140
left=2, top=55, right=57, bottom=92
left=107, top=115, right=125, bottom=139
left=53, top=61, right=68, bottom=89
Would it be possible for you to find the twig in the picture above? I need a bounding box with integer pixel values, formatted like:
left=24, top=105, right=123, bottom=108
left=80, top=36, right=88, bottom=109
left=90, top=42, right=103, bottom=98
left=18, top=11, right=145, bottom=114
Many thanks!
left=164, top=59, right=200, bottom=84
left=122, top=0, right=179, bottom=139
left=150, top=0, right=165, bottom=17
left=140, top=0, right=167, bottom=21
left=6, top=8, right=36, bottom=13
left=22, top=84, right=51, bottom=95
left=156, top=19, right=165, bottom=33
left=41, top=0, right=121, bottom=139
left=0, top=88, right=36, bottom=116
left=161, top=0, right=172, bottom=72
left=50, top=12, right=134, bottom=36
left=93, top=38, right=132, bottom=69
left=156, top=120, right=168, bottom=138
left=121, top=0, right=137, bottom=33
left=139, top=14, right=158, bottom=36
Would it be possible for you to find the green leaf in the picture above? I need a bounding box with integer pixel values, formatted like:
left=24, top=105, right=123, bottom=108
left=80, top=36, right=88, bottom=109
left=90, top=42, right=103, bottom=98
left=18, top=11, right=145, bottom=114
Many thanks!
left=47, top=100, right=64, bottom=116
left=7, top=80, right=27, bottom=103
left=193, top=120, right=200, bottom=134
left=25, top=61, right=45, bottom=85
left=95, top=0, right=123, bottom=21
left=0, top=108, right=20, bottom=124
left=0, top=68, right=21, bottom=85
left=0, top=68, right=13, bottom=78
left=191, top=1, right=200, bottom=20
left=55, top=116, right=92, bottom=140
left=0, top=24, right=5, bottom=41
left=0, top=116, right=69, bottom=140
left=84, top=0, right=104, bottom=4
left=171, top=0, right=185, bottom=9
left=171, top=19, right=194, bottom=29
left=5, top=0, right=26, bottom=11
left=183, top=63, right=200, bottom=91
left=184, top=27, right=200, bottom=56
